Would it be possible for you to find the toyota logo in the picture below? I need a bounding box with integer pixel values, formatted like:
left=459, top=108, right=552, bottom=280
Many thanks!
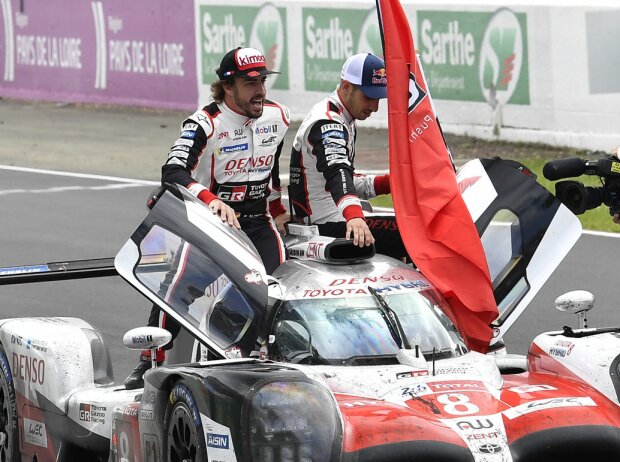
left=478, top=443, right=503, bottom=454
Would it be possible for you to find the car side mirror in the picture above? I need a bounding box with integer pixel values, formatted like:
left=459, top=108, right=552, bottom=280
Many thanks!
left=554, top=290, right=594, bottom=329
left=123, top=327, right=172, bottom=368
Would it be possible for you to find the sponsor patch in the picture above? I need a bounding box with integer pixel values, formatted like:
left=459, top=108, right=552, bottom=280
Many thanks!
left=216, top=185, right=247, bottom=201
left=174, top=138, right=194, bottom=147
left=0, top=264, right=48, bottom=276
left=169, top=151, right=189, bottom=160
left=171, top=144, right=190, bottom=152
left=321, top=130, right=345, bottom=139
left=324, top=147, right=347, bottom=155
left=183, top=123, right=198, bottom=131
left=508, top=384, right=557, bottom=394
left=24, top=418, right=47, bottom=448
left=255, top=124, right=277, bottom=135
left=181, top=130, right=196, bottom=139
left=503, top=396, right=596, bottom=420
left=548, top=340, right=575, bottom=357
left=207, top=433, right=230, bottom=449
left=220, top=143, right=248, bottom=154
left=79, top=403, right=107, bottom=424
left=322, top=137, right=347, bottom=147
left=321, top=123, right=343, bottom=133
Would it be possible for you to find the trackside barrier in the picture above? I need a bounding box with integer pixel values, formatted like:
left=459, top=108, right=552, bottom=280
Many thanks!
left=1, top=0, right=619, bottom=150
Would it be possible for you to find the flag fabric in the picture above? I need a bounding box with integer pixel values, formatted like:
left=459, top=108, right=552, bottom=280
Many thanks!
left=376, top=0, right=498, bottom=352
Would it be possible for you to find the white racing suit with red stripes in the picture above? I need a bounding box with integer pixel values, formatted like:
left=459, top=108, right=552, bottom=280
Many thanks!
left=149, top=99, right=290, bottom=356
left=289, top=90, right=406, bottom=260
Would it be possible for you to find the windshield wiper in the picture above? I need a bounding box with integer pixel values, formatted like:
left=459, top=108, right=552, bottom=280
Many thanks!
left=367, top=286, right=411, bottom=350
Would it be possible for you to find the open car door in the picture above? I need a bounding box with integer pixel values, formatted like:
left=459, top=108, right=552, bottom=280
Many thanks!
left=115, top=185, right=268, bottom=360
left=458, top=157, right=582, bottom=344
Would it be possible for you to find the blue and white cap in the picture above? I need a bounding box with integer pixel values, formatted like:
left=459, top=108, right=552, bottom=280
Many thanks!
left=340, top=53, right=387, bottom=99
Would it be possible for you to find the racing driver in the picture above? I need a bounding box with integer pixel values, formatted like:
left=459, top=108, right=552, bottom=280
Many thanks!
left=125, top=47, right=290, bottom=389
left=289, top=53, right=407, bottom=260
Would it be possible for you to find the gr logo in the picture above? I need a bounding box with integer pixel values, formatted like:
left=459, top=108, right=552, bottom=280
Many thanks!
left=79, top=403, right=91, bottom=422
left=217, top=185, right=247, bottom=202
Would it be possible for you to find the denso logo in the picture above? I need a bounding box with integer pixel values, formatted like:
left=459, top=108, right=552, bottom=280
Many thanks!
left=12, top=353, right=44, bottom=385
left=255, top=124, right=277, bottom=134
left=225, top=155, right=274, bottom=171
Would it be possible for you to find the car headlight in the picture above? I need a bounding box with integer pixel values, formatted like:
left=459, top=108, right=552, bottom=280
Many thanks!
left=246, top=380, right=341, bottom=462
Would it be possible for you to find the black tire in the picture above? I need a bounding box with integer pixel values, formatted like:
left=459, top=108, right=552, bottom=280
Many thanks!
left=0, top=345, right=19, bottom=462
left=164, top=382, right=207, bottom=462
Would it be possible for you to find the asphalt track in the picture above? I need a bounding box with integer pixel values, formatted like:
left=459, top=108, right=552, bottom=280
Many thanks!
left=0, top=100, right=619, bottom=383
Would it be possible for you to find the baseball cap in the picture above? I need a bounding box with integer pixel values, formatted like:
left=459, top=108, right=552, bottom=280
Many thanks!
left=341, top=53, right=387, bottom=99
left=216, top=47, right=280, bottom=80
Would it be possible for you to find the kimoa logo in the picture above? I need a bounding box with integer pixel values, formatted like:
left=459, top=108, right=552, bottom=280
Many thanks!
left=479, top=8, right=524, bottom=105
left=250, top=3, right=284, bottom=90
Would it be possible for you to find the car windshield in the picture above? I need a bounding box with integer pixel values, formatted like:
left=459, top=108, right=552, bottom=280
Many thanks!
left=272, top=288, right=467, bottom=365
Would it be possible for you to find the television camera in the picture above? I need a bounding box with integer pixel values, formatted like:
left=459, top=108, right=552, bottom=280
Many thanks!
left=543, top=153, right=620, bottom=215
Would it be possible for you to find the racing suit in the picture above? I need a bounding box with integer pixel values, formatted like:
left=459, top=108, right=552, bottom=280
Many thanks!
left=289, top=90, right=406, bottom=260
left=150, top=99, right=290, bottom=355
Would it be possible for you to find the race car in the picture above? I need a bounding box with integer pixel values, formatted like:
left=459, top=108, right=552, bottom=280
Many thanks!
left=0, top=157, right=618, bottom=462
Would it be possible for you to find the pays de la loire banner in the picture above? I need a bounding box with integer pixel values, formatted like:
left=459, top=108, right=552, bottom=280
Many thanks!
left=0, top=0, right=197, bottom=110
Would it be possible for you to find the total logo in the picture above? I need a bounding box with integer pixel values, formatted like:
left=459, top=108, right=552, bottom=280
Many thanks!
left=479, top=8, right=524, bottom=105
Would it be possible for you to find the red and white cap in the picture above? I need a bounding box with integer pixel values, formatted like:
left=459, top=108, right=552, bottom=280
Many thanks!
left=216, top=47, right=280, bottom=80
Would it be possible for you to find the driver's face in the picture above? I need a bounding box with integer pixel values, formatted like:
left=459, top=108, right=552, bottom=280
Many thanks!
left=224, top=76, right=267, bottom=118
left=341, top=82, right=380, bottom=121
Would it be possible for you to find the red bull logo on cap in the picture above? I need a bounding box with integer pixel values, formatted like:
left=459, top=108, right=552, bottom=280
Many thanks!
left=372, top=68, right=387, bottom=85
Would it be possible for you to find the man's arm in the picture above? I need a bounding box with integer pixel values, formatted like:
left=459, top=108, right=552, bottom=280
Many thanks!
left=268, top=139, right=289, bottom=233
left=307, top=120, right=373, bottom=246
left=307, top=120, right=364, bottom=221
left=162, top=115, right=239, bottom=228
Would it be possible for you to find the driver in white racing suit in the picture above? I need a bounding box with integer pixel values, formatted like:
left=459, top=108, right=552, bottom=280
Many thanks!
left=125, top=47, right=290, bottom=389
left=289, top=53, right=407, bottom=260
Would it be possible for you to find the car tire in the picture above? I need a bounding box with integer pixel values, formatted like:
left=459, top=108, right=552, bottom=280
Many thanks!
left=0, top=345, right=19, bottom=462
left=164, top=381, right=207, bottom=462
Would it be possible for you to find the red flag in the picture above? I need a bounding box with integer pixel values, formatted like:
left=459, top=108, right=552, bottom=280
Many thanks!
left=376, top=0, right=498, bottom=352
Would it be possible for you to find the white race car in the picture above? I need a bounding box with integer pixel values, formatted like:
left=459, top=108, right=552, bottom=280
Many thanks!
left=0, top=158, right=618, bottom=462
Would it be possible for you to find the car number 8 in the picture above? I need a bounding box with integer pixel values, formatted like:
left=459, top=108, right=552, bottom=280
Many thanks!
left=437, top=393, right=480, bottom=415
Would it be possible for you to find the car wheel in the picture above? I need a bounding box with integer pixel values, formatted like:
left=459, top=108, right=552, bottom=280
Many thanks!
left=0, top=346, right=19, bottom=462
left=165, top=382, right=206, bottom=462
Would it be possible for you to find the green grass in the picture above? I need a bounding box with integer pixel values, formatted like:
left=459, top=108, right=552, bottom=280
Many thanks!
left=369, top=157, right=620, bottom=233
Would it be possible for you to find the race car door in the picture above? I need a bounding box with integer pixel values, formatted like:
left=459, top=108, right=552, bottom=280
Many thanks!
left=115, top=185, right=269, bottom=361
left=457, top=157, right=582, bottom=344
